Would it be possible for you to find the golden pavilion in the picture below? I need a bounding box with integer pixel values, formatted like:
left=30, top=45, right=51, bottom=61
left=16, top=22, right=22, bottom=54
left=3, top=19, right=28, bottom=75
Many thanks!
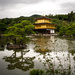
left=34, top=16, right=56, bottom=34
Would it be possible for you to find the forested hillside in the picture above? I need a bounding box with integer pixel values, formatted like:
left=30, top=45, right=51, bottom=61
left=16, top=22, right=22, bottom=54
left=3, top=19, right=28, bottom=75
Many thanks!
left=0, top=11, right=75, bottom=36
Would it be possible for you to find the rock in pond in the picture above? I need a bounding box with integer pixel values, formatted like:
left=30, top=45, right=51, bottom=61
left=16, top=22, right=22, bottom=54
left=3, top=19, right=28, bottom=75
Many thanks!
left=7, top=43, right=27, bottom=49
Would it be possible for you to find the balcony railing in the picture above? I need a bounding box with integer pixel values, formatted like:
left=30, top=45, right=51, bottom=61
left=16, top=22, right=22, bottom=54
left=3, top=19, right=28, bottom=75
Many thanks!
left=35, top=26, right=56, bottom=29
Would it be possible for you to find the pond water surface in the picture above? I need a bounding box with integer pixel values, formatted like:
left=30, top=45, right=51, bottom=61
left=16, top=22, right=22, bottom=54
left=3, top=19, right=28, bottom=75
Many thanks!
left=0, top=36, right=75, bottom=75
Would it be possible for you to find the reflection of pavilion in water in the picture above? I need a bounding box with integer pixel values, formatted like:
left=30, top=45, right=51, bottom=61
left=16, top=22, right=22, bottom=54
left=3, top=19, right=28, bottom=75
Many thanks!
left=33, top=36, right=55, bottom=53
left=3, top=49, right=35, bottom=71
left=33, top=35, right=75, bottom=52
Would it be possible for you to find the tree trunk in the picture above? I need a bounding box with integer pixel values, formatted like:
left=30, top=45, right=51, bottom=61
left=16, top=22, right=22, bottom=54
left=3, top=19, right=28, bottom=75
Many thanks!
left=13, top=38, right=16, bottom=44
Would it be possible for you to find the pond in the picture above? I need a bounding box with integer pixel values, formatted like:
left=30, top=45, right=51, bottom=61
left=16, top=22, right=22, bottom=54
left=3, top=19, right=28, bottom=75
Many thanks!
left=0, top=36, right=75, bottom=75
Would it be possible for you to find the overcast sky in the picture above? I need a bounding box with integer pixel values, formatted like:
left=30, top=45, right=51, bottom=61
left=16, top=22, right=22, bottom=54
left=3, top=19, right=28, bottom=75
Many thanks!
left=0, top=0, right=75, bottom=18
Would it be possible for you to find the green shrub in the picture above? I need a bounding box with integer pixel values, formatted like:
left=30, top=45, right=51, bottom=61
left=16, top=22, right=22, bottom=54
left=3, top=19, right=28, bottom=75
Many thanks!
left=29, top=69, right=46, bottom=75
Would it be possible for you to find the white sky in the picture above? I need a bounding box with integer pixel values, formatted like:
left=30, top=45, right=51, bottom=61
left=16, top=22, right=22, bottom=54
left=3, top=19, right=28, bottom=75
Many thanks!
left=0, top=0, right=75, bottom=18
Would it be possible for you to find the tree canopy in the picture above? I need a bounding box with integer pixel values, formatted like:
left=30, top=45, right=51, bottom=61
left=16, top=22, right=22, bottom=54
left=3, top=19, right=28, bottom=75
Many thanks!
left=59, top=22, right=75, bottom=36
left=5, top=20, right=35, bottom=45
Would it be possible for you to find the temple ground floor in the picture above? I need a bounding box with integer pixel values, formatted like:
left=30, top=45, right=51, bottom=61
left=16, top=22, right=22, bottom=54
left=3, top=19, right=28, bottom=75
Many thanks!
left=34, top=29, right=55, bottom=34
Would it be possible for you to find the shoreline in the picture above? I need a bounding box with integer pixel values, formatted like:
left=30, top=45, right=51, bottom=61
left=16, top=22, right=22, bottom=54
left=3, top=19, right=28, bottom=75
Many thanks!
left=31, top=33, right=58, bottom=36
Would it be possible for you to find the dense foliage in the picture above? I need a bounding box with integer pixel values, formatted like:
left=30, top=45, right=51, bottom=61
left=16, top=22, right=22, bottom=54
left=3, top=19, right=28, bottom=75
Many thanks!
left=5, top=20, right=35, bottom=45
left=46, top=11, right=75, bottom=36
left=30, top=69, right=46, bottom=75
